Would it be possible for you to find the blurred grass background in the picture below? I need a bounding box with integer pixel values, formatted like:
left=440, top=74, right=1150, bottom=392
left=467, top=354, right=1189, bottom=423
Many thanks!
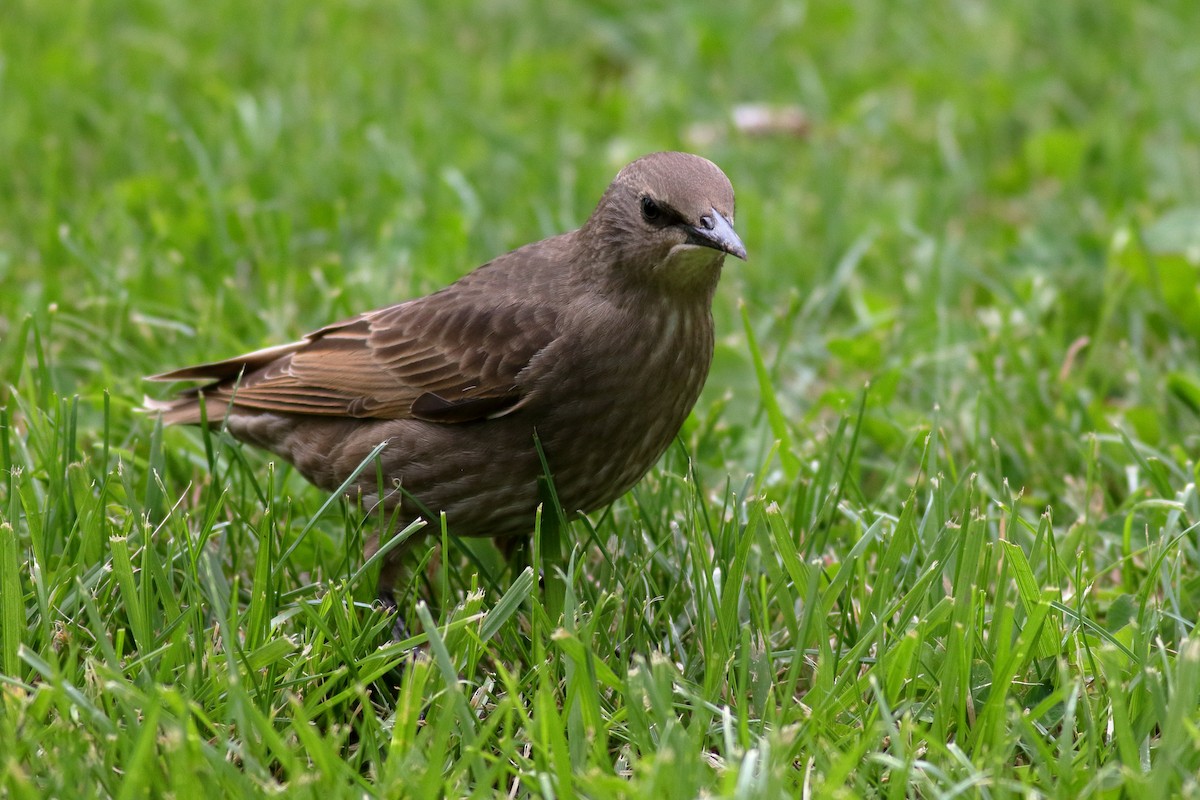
left=3, top=0, right=1200, bottom=796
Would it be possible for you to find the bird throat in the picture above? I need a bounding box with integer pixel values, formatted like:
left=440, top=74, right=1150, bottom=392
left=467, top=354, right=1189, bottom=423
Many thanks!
left=655, top=244, right=725, bottom=296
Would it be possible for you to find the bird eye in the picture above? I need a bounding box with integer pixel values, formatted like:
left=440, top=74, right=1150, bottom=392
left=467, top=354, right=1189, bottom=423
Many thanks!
left=640, top=196, right=662, bottom=223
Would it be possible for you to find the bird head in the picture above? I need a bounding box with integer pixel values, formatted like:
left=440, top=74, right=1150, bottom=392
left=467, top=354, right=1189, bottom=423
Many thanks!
left=586, top=152, right=746, bottom=294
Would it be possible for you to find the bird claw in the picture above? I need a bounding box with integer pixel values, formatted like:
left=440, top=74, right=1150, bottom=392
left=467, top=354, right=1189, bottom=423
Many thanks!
left=377, top=588, right=412, bottom=642
left=390, top=615, right=412, bottom=643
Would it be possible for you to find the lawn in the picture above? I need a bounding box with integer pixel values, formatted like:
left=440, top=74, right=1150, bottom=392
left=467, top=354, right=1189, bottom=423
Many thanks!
left=3, top=0, right=1200, bottom=796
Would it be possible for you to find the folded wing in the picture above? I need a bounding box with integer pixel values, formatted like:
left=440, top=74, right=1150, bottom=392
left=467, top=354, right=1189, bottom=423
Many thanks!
left=147, top=295, right=558, bottom=425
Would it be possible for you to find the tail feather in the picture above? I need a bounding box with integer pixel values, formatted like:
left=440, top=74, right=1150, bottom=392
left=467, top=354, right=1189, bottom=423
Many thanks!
left=147, top=340, right=305, bottom=383
left=144, top=343, right=306, bottom=426
left=139, top=393, right=225, bottom=426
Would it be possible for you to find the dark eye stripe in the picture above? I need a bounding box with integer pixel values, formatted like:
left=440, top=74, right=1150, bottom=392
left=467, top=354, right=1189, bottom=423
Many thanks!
left=640, top=195, right=683, bottom=227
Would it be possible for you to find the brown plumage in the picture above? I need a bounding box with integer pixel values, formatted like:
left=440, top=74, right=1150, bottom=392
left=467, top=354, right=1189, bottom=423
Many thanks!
left=147, top=151, right=745, bottom=602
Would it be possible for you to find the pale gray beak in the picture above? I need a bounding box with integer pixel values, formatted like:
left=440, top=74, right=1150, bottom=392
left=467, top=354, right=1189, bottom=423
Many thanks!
left=689, top=209, right=747, bottom=260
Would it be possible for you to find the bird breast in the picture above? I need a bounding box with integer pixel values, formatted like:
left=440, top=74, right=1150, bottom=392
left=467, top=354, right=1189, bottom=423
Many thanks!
left=531, top=297, right=715, bottom=514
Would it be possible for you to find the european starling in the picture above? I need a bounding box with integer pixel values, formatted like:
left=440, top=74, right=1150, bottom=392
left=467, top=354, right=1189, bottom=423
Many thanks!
left=147, top=151, right=746, bottom=603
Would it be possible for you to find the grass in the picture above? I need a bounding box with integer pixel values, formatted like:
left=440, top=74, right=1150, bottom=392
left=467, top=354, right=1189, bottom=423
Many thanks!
left=3, top=0, right=1200, bottom=796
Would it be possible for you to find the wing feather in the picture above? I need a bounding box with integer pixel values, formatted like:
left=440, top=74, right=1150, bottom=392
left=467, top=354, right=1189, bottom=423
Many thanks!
left=152, top=292, right=558, bottom=423
left=148, top=234, right=578, bottom=426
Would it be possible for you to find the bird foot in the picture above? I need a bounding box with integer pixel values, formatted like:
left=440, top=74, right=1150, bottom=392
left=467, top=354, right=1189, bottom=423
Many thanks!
left=376, top=589, right=412, bottom=642
left=390, top=615, right=412, bottom=643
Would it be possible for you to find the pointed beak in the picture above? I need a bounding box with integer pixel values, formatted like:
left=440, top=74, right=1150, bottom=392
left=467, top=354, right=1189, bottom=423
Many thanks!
left=689, top=209, right=747, bottom=260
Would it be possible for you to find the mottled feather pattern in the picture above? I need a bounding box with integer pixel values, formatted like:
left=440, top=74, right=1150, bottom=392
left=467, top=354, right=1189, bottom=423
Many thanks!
left=147, top=152, right=744, bottom=599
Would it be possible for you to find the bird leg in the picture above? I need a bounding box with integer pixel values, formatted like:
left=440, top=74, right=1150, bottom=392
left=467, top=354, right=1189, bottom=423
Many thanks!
left=375, top=583, right=412, bottom=642
left=493, top=534, right=531, bottom=570
left=372, top=531, right=419, bottom=643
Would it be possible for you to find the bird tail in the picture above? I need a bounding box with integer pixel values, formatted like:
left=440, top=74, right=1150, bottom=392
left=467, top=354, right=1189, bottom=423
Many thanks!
left=142, top=340, right=306, bottom=426
left=138, top=392, right=222, bottom=426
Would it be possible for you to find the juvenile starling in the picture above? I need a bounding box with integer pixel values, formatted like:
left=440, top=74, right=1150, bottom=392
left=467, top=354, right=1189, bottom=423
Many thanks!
left=147, top=151, right=746, bottom=602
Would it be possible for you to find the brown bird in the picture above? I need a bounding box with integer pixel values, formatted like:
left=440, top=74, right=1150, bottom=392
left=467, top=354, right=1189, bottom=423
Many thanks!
left=147, top=151, right=745, bottom=611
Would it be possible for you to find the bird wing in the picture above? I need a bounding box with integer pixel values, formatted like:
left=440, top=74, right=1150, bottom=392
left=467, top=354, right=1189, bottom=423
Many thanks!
left=150, top=294, right=559, bottom=423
